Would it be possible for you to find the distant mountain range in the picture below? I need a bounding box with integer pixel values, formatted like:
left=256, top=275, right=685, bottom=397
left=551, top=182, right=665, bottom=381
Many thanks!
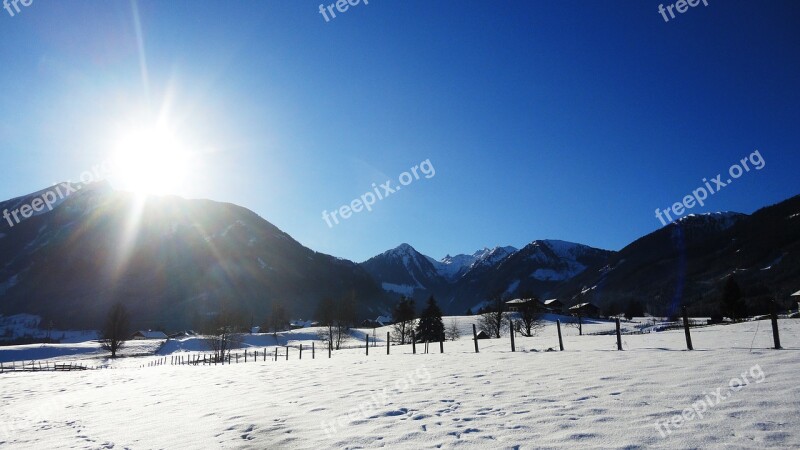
left=1, top=181, right=798, bottom=329
left=360, top=240, right=611, bottom=313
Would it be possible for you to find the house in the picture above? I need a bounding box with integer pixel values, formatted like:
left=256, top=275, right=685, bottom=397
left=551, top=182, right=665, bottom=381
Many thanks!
left=569, top=302, right=601, bottom=318
left=505, top=298, right=547, bottom=313
left=543, top=299, right=565, bottom=314
left=167, top=330, right=197, bottom=339
left=132, top=330, right=168, bottom=340
left=475, top=330, right=491, bottom=340
left=361, top=315, right=393, bottom=328
left=289, top=319, right=318, bottom=329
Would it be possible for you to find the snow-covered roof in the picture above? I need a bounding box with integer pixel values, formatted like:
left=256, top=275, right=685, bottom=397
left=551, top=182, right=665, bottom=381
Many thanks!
left=792, top=290, right=800, bottom=297
left=543, top=299, right=562, bottom=305
left=506, top=298, right=541, bottom=305
left=375, top=315, right=392, bottom=325
left=133, top=330, right=168, bottom=339
left=569, top=302, right=596, bottom=310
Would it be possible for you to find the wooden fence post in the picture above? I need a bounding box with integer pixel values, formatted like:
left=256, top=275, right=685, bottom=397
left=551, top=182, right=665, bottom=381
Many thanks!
left=366, top=335, right=369, bottom=356
left=263, top=348, right=267, bottom=361
left=682, top=306, right=693, bottom=351
left=472, top=324, right=479, bottom=353
left=556, top=320, right=564, bottom=351
left=286, top=346, right=289, bottom=361
left=509, top=318, right=516, bottom=352
left=275, top=347, right=278, bottom=362
left=771, top=302, right=782, bottom=350
left=387, top=332, right=391, bottom=355
left=411, top=331, right=416, bottom=354
left=440, top=339, right=444, bottom=353
left=328, top=340, right=332, bottom=359
left=299, top=344, right=303, bottom=360
left=615, top=318, right=622, bottom=351
left=312, top=342, right=315, bottom=359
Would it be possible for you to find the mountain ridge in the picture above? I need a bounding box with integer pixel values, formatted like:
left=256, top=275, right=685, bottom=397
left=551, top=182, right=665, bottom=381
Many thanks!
left=1, top=182, right=798, bottom=328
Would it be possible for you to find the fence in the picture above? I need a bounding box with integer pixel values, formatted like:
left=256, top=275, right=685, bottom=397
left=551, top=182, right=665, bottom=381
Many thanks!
left=3, top=312, right=788, bottom=374
left=0, top=360, right=100, bottom=373
left=143, top=308, right=788, bottom=370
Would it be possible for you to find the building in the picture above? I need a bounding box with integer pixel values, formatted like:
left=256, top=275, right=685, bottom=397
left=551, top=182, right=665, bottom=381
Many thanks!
left=568, top=302, right=601, bottom=318
left=361, top=315, right=393, bottom=328
left=289, top=319, right=318, bottom=329
left=505, top=298, right=547, bottom=313
left=542, top=299, right=565, bottom=314
left=475, top=330, right=491, bottom=340
left=132, top=330, right=168, bottom=340
left=168, top=330, right=197, bottom=339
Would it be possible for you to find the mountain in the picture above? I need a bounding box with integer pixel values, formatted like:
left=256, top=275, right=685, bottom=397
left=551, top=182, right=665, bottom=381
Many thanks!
left=360, top=244, right=446, bottom=297
left=550, top=199, right=800, bottom=316
left=426, top=246, right=518, bottom=282
left=361, top=241, right=611, bottom=313
left=0, top=181, right=390, bottom=330
left=2, top=180, right=798, bottom=329
left=443, top=240, right=613, bottom=313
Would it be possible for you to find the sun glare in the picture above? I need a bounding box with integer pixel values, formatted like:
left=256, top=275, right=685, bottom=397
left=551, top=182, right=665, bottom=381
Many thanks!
left=110, top=125, right=189, bottom=195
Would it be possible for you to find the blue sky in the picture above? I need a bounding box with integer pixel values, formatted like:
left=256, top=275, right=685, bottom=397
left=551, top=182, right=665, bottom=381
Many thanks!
left=0, top=1, right=798, bottom=262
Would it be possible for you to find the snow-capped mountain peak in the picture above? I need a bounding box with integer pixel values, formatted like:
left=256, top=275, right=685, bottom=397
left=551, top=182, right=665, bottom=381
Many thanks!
left=427, top=245, right=518, bottom=282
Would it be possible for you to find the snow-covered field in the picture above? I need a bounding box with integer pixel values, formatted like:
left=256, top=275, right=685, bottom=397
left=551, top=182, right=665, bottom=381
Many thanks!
left=1, top=318, right=799, bottom=449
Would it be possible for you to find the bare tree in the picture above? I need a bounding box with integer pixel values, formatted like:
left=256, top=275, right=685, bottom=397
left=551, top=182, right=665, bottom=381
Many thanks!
left=268, top=301, right=289, bottom=340
left=479, top=296, right=509, bottom=338
left=567, top=291, right=587, bottom=336
left=334, top=294, right=356, bottom=349
left=204, top=302, right=245, bottom=362
left=517, top=300, right=544, bottom=337
left=568, top=308, right=584, bottom=336
left=445, top=318, right=461, bottom=341
left=316, top=297, right=336, bottom=350
left=316, top=294, right=357, bottom=350
left=391, top=296, right=416, bottom=344
left=100, top=302, right=130, bottom=358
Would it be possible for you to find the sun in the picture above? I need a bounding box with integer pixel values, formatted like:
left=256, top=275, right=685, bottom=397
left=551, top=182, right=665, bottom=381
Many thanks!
left=110, top=125, right=190, bottom=195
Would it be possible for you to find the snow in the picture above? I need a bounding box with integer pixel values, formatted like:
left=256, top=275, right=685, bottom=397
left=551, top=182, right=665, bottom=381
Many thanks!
left=504, top=279, right=520, bottom=295
left=428, top=246, right=517, bottom=282
left=531, top=265, right=585, bottom=281
left=534, top=239, right=585, bottom=258
left=522, top=240, right=593, bottom=281
left=0, top=275, right=19, bottom=295
left=0, top=314, right=99, bottom=344
left=382, top=282, right=416, bottom=296
left=1, top=319, right=799, bottom=448
left=675, top=212, right=743, bottom=230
